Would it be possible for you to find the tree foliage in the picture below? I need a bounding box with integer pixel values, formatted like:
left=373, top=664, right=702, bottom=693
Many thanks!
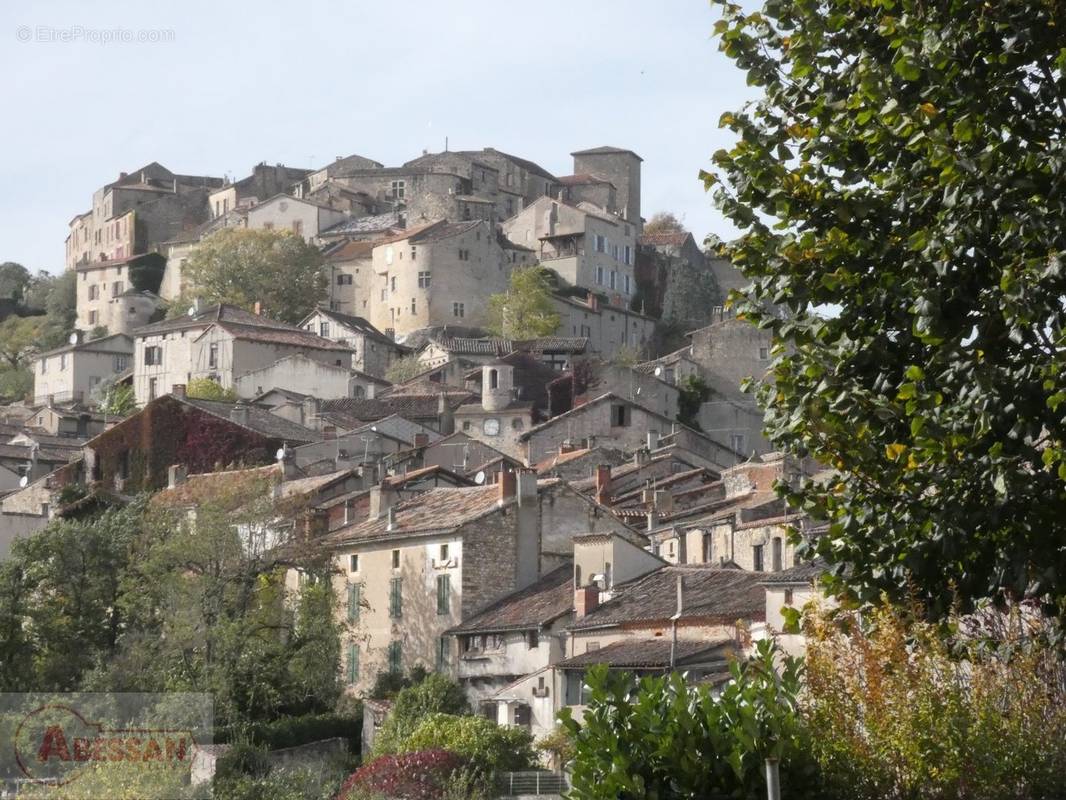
left=486, top=267, right=561, bottom=339
left=677, top=375, right=710, bottom=428
left=177, top=228, right=327, bottom=324
left=385, top=354, right=427, bottom=385
left=94, top=378, right=137, bottom=416
left=0, top=261, right=30, bottom=301
left=643, top=212, right=685, bottom=235
left=188, top=376, right=238, bottom=402
left=372, top=674, right=470, bottom=756
left=709, top=1, right=1066, bottom=619
left=396, top=714, right=536, bottom=777
left=561, top=640, right=817, bottom=799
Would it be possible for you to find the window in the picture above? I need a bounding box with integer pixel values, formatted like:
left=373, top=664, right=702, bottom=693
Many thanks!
left=624, top=274, right=631, bottom=294
left=702, top=533, right=714, bottom=563
left=88, top=310, right=98, bottom=325
left=511, top=417, right=523, bottom=430
left=437, top=637, right=449, bottom=671
left=112, top=281, right=123, bottom=297
left=144, top=345, right=162, bottom=366
left=387, top=641, right=402, bottom=674
left=337, top=274, right=353, bottom=285
left=772, top=537, right=783, bottom=572
left=730, top=433, right=746, bottom=454
left=596, top=266, right=604, bottom=285
left=292, top=220, right=303, bottom=236
left=148, top=377, right=158, bottom=400
left=88, top=284, right=99, bottom=300
left=440, top=543, right=449, bottom=562
left=391, top=180, right=405, bottom=200
left=320, top=321, right=330, bottom=337
left=349, top=554, right=359, bottom=572
left=458, top=248, right=470, bottom=261
left=612, top=244, right=619, bottom=259
left=389, top=577, right=403, bottom=618
left=390, top=277, right=396, bottom=292
left=575, top=564, right=582, bottom=587
left=346, top=643, right=359, bottom=684
left=753, top=544, right=765, bottom=572
left=609, top=270, right=617, bottom=290
left=347, top=584, right=360, bottom=622
left=391, top=549, right=400, bottom=569
left=783, top=588, right=795, bottom=606
left=208, top=343, right=218, bottom=368
left=759, top=346, right=770, bottom=360
left=410, top=298, right=416, bottom=314
left=380, top=288, right=386, bottom=302
left=417, top=271, right=431, bottom=288
left=528, top=630, right=539, bottom=649
left=489, top=369, right=499, bottom=390
left=437, top=574, right=450, bottom=615
left=40, top=357, right=47, bottom=374
left=411, top=246, right=417, bottom=260
left=594, top=234, right=606, bottom=253
left=624, top=245, right=632, bottom=265
left=604, top=561, right=613, bottom=588
left=453, top=302, right=465, bottom=318
left=611, top=404, right=630, bottom=427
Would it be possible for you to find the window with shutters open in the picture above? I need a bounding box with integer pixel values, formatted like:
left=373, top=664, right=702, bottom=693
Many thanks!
left=388, top=641, right=402, bottom=674
left=437, top=574, right=450, bottom=615
left=347, top=643, right=359, bottom=684
left=347, top=584, right=360, bottom=622
left=389, top=577, right=403, bottom=618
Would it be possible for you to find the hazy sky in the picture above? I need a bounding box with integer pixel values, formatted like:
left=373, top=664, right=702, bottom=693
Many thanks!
left=0, top=1, right=756, bottom=272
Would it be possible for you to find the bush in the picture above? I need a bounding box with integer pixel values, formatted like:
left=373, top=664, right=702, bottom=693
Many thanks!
left=398, top=713, right=536, bottom=776
left=561, top=639, right=818, bottom=799
left=373, top=674, right=469, bottom=755
left=214, top=763, right=349, bottom=800
left=337, top=749, right=468, bottom=800
left=804, top=601, right=1066, bottom=800
left=187, top=377, right=237, bottom=401
left=213, top=742, right=271, bottom=783
left=219, top=712, right=363, bottom=754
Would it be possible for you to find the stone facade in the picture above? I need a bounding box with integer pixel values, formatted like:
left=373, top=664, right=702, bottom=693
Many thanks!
left=245, top=194, right=347, bottom=243
left=551, top=293, right=655, bottom=360
left=75, top=253, right=165, bottom=334
left=299, top=309, right=407, bottom=378
left=208, top=163, right=313, bottom=218
left=570, top=147, right=643, bottom=228
left=33, top=333, right=133, bottom=406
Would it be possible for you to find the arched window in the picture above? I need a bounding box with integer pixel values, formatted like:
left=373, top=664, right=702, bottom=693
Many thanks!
left=489, top=369, right=499, bottom=390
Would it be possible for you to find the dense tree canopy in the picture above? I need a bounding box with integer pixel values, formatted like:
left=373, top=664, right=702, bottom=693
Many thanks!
left=486, top=267, right=561, bottom=339
left=709, top=1, right=1066, bottom=618
left=175, top=228, right=327, bottom=324
left=0, top=262, right=30, bottom=301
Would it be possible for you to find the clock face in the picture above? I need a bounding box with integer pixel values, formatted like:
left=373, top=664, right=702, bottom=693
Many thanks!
left=483, top=418, right=500, bottom=437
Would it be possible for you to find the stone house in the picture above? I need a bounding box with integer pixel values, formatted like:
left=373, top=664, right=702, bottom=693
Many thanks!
left=558, top=174, right=616, bottom=213
left=75, top=253, right=165, bottom=334
left=301, top=154, right=385, bottom=195
left=387, top=431, right=516, bottom=478
left=232, top=354, right=364, bottom=401
left=244, top=194, right=347, bottom=243
left=207, top=163, right=313, bottom=219
left=453, top=148, right=560, bottom=212
left=132, top=304, right=349, bottom=406
left=551, top=292, right=655, bottom=360
left=33, top=333, right=133, bottom=407
left=569, top=146, right=643, bottom=228
left=502, top=197, right=638, bottom=301
left=368, top=220, right=523, bottom=339
left=321, top=241, right=376, bottom=317
left=23, top=406, right=109, bottom=439
left=756, top=559, right=827, bottom=658
left=322, top=471, right=637, bottom=696
left=635, top=347, right=702, bottom=388
left=299, top=309, right=409, bottom=378
left=65, top=162, right=223, bottom=271
left=416, top=335, right=588, bottom=375
left=452, top=363, right=536, bottom=460
left=585, top=362, right=680, bottom=420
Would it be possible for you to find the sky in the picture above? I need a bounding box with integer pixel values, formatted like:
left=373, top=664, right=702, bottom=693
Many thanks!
left=0, top=0, right=757, bottom=273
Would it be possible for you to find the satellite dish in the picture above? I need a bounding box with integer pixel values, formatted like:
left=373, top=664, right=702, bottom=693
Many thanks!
left=474, top=471, right=486, bottom=485
left=187, top=306, right=196, bottom=316
left=654, top=366, right=663, bottom=377
left=275, top=447, right=287, bottom=462
left=68, top=332, right=79, bottom=345
left=371, top=426, right=378, bottom=432
left=18, top=475, right=29, bottom=488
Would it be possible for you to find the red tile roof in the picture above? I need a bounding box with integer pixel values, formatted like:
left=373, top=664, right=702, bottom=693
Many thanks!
left=447, top=565, right=573, bottom=634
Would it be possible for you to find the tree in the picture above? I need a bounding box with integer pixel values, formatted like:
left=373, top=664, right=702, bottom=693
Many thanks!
left=643, top=212, right=685, bottom=235
left=486, top=267, right=561, bottom=339
left=709, top=2, right=1066, bottom=619
left=373, top=673, right=470, bottom=756
left=677, top=375, right=710, bottom=429
left=38, top=270, right=77, bottom=349
left=385, top=354, right=427, bottom=385
left=0, top=368, right=32, bottom=403
left=187, top=377, right=238, bottom=402
left=177, top=228, right=327, bottom=324
left=397, top=714, right=536, bottom=776
left=0, top=315, right=43, bottom=370
left=0, top=262, right=30, bottom=301
left=94, top=379, right=136, bottom=416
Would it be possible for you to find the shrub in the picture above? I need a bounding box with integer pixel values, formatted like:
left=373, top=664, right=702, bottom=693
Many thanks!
left=214, top=763, right=349, bottom=800
left=187, top=377, right=237, bottom=401
left=561, top=639, right=819, bottom=799
left=804, top=601, right=1066, bottom=800
left=372, top=674, right=469, bottom=755
left=337, top=749, right=467, bottom=800
left=536, top=725, right=575, bottom=772
left=219, top=712, right=363, bottom=754
left=398, top=713, right=536, bottom=776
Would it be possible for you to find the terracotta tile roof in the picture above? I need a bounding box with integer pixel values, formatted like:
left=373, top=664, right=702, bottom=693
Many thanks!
left=556, top=637, right=732, bottom=670
left=534, top=447, right=593, bottom=473
left=324, top=484, right=502, bottom=545
left=569, top=565, right=766, bottom=630
left=0, top=443, right=76, bottom=463
left=213, top=322, right=353, bottom=352
left=136, top=304, right=297, bottom=337
left=178, top=397, right=321, bottom=444
left=321, top=393, right=468, bottom=422
left=324, top=240, right=375, bottom=262
left=447, top=565, right=573, bottom=634
left=153, top=464, right=279, bottom=509
left=427, top=336, right=587, bottom=357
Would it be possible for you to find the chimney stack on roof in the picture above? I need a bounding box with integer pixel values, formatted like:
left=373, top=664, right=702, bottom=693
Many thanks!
left=594, top=464, right=611, bottom=506
left=574, top=585, right=600, bottom=619
left=171, top=384, right=186, bottom=399
left=369, top=484, right=397, bottom=521
left=167, top=464, right=187, bottom=489
left=230, top=402, right=250, bottom=427
left=253, top=301, right=262, bottom=316
left=386, top=505, right=396, bottom=531
left=498, top=469, right=517, bottom=506
left=517, top=469, right=538, bottom=506
left=302, top=396, right=320, bottom=429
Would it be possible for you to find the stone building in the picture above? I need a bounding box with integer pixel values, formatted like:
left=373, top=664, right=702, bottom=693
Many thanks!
left=65, top=162, right=223, bottom=271
left=75, top=253, right=165, bottom=334
left=550, top=292, right=655, bottom=360
left=299, top=309, right=409, bottom=378
left=207, top=163, right=314, bottom=219
left=569, top=146, right=643, bottom=228
left=33, top=333, right=133, bottom=407
left=245, top=194, right=348, bottom=243
left=300, top=154, right=385, bottom=195
left=452, top=362, right=536, bottom=460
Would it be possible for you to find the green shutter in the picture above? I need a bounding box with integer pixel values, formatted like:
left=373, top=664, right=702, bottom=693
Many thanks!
left=347, top=584, right=360, bottom=622
left=390, top=577, right=403, bottom=618
left=347, top=643, right=359, bottom=684
left=388, top=641, right=402, bottom=674
left=437, top=637, right=448, bottom=671
left=437, top=574, right=450, bottom=615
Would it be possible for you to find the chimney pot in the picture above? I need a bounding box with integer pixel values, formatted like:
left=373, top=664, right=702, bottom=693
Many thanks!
left=386, top=505, right=396, bottom=531
left=369, top=484, right=396, bottom=520
left=230, top=403, right=250, bottom=427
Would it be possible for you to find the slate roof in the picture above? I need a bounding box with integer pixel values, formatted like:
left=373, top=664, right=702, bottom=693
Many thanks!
left=569, top=565, right=766, bottom=631
left=462, top=149, right=558, bottom=181
left=320, top=211, right=403, bottom=237
left=557, top=173, right=616, bottom=187
left=321, top=393, right=468, bottom=422
left=447, top=565, right=573, bottom=634
left=177, top=397, right=321, bottom=444
left=556, top=638, right=732, bottom=669
left=0, top=443, right=76, bottom=463
left=324, top=484, right=502, bottom=545
left=761, top=559, right=826, bottom=585
left=35, top=333, right=133, bottom=359
left=379, top=220, right=483, bottom=247
left=210, top=322, right=353, bottom=352
left=571, top=146, right=644, bottom=161
left=305, top=309, right=404, bottom=350
left=135, top=304, right=296, bottom=336
left=639, top=231, right=693, bottom=248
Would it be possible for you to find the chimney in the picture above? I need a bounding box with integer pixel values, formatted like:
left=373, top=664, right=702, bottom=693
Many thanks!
left=634, top=447, right=649, bottom=467
left=369, top=484, right=397, bottom=520
left=574, top=585, right=600, bottom=619
left=594, top=464, right=611, bottom=505
left=171, top=384, right=187, bottom=399
left=413, top=432, right=429, bottom=448
left=386, top=506, right=396, bottom=531
left=587, top=293, right=599, bottom=312
left=560, top=440, right=575, bottom=455
left=119, top=172, right=128, bottom=180
left=302, top=396, right=320, bottom=429
left=497, top=469, right=517, bottom=506
left=647, top=509, right=656, bottom=532
left=517, top=469, right=538, bottom=506
left=280, top=445, right=299, bottom=480
left=322, top=425, right=337, bottom=440
left=675, top=574, right=684, bottom=616
left=654, top=489, right=674, bottom=516
left=230, top=403, right=250, bottom=427
left=437, top=392, right=454, bottom=436
left=167, top=464, right=187, bottom=489
left=46, top=394, right=55, bottom=408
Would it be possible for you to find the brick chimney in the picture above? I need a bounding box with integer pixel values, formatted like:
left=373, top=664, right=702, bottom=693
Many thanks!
left=517, top=469, right=538, bottom=506
left=574, top=585, right=600, bottom=619
left=587, top=292, right=599, bottom=312
left=171, top=384, right=187, bottom=399
left=497, top=469, right=517, bottom=506
left=167, top=464, right=187, bottom=489
left=413, top=433, right=429, bottom=448
left=594, top=464, right=611, bottom=505
left=322, top=425, right=337, bottom=440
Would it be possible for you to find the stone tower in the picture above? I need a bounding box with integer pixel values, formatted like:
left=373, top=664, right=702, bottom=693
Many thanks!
left=571, top=146, right=643, bottom=227
left=482, top=360, right=514, bottom=412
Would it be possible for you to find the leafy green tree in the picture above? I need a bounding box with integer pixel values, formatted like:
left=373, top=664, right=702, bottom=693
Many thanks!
left=643, top=212, right=685, bottom=235
left=397, top=713, right=536, bottom=776
left=486, top=267, right=561, bottom=339
left=373, top=673, right=470, bottom=755
left=187, top=376, right=238, bottom=401
left=677, top=375, right=710, bottom=428
left=0, top=315, right=43, bottom=370
left=177, top=228, right=326, bottom=324
left=561, top=641, right=817, bottom=799
left=95, top=380, right=136, bottom=416
left=709, top=1, right=1066, bottom=619
left=384, top=354, right=427, bottom=385
left=0, top=367, right=32, bottom=403
left=40, top=269, right=77, bottom=349
left=0, top=262, right=30, bottom=301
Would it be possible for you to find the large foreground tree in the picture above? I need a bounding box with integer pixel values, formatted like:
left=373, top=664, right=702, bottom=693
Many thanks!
left=709, top=1, right=1066, bottom=618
